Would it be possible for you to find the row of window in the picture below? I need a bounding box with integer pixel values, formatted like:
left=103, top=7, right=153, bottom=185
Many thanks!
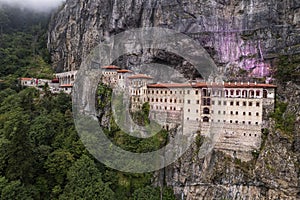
left=103, top=72, right=117, bottom=75
left=185, top=117, right=260, bottom=125
left=148, top=89, right=196, bottom=95
left=147, top=89, right=268, bottom=98
left=151, top=105, right=180, bottom=111
left=131, top=89, right=148, bottom=95
left=212, top=100, right=260, bottom=107
left=148, top=98, right=183, bottom=103
left=133, top=97, right=261, bottom=108
left=212, top=110, right=260, bottom=116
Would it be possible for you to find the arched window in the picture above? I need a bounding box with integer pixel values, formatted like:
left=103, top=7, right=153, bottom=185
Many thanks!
left=256, top=90, right=260, bottom=97
left=263, top=90, right=268, bottom=98
left=236, top=90, right=241, bottom=96
left=203, top=107, right=210, bottom=114
left=249, top=90, right=254, bottom=98
left=203, top=117, right=209, bottom=122
left=203, top=89, right=207, bottom=96
left=225, top=90, right=229, bottom=97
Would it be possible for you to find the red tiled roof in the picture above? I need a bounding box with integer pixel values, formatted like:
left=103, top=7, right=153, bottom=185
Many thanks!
left=117, top=69, right=133, bottom=73
left=60, top=84, right=73, bottom=87
left=52, top=78, right=59, bottom=83
left=147, top=82, right=276, bottom=89
left=20, top=78, right=33, bottom=81
left=101, top=65, right=120, bottom=70
left=128, top=74, right=153, bottom=79
left=223, top=82, right=276, bottom=88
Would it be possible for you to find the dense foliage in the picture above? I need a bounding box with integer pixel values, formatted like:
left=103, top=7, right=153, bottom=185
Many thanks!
left=0, top=5, right=53, bottom=89
left=0, top=6, right=175, bottom=200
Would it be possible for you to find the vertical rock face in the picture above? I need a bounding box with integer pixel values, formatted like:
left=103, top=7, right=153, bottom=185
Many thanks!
left=48, top=0, right=300, bottom=76
left=48, top=0, right=300, bottom=199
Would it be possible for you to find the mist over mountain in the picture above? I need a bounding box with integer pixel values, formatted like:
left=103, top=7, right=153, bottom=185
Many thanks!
left=0, top=0, right=65, bottom=12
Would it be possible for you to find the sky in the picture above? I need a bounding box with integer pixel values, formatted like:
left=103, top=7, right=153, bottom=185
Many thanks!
left=0, top=0, right=65, bottom=12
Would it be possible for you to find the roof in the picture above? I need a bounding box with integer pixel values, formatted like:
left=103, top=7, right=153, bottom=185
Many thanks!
left=52, top=78, right=59, bottom=83
left=60, top=84, right=73, bottom=88
left=101, top=65, right=120, bottom=70
left=117, top=69, right=133, bottom=73
left=147, top=82, right=276, bottom=89
left=20, top=78, right=33, bottom=81
left=128, top=74, right=153, bottom=79
left=223, top=82, right=276, bottom=88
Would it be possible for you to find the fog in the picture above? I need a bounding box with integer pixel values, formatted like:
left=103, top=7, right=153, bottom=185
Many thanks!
left=0, top=0, right=65, bottom=12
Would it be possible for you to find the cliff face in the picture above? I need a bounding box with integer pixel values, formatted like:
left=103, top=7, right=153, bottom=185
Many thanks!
left=48, top=0, right=300, bottom=75
left=48, top=0, right=300, bottom=199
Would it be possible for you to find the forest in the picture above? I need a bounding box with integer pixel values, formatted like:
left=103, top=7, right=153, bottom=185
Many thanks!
left=0, top=4, right=175, bottom=200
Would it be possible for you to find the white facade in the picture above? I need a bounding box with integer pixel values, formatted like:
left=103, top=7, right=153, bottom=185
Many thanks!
left=97, top=69, right=277, bottom=159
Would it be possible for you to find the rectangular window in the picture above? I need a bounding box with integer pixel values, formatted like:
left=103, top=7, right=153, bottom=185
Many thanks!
left=236, top=101, right=239, bottom=106
left=256, top=102, right=260, bottom=107
left=230, top=111, right=233, bottom=115
left=218, top=110, right=221, bottom=114
left=187, top=90, right=190, bottom=94
left=243, top=112, right=246, bottom=116
left=249, top=102, right=253, bottom=106
left=230, top=101, right=234, bottom=106
left=243, top=101, right=246, bottom=106
left=195, top=90, right=198, bottom=95
left=187, top=100, right=191, bottom=104
left=218, top=101, right=221, bottom=105
left=248, top=121, right=251, bottom=125
left=236, top=111, right=238, bottom=115
left=223, top=111, right=226, bottom=115
left=196, top=100, right=200, bottom=104
left=256, top=112, right=259, bottom=116
left=212, top=100, right=215, bottom=105
left=249, top=112, right=251, bottom=116
left=223, top=101, right=227, bottom=106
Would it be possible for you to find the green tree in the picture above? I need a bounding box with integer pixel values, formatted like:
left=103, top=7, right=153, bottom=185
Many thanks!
left=60, top=155, right=115, bottom=200
left=1, top=180, right=33, bottom=200
left=0, top=108, right=36, bottom=184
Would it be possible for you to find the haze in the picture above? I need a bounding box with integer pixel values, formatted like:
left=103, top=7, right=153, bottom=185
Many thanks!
left=0, top=0, right=65, bottom=12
